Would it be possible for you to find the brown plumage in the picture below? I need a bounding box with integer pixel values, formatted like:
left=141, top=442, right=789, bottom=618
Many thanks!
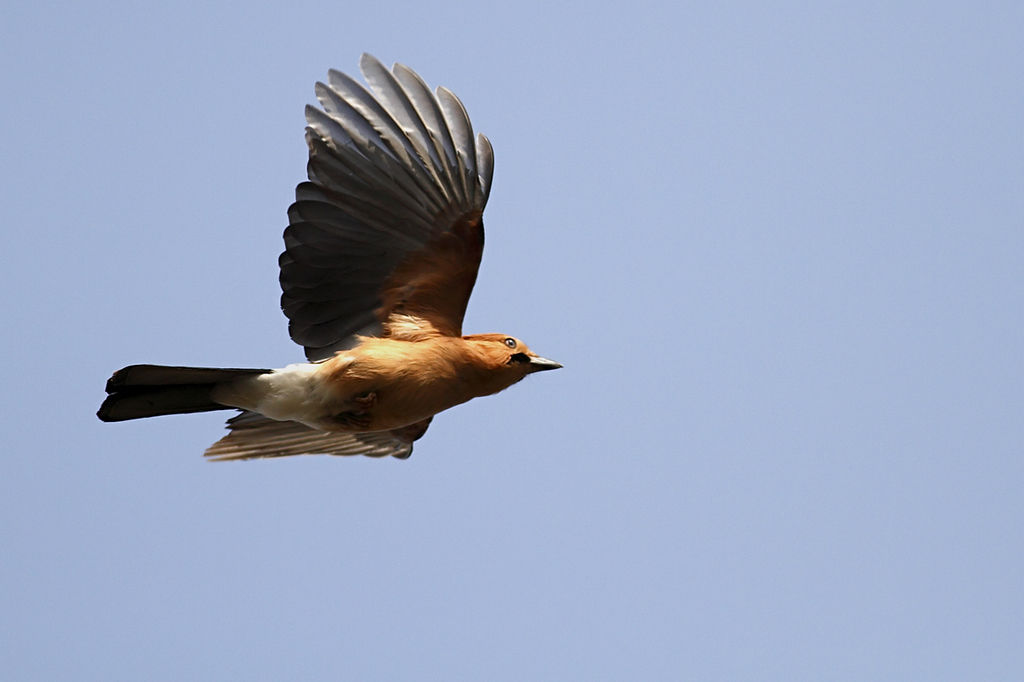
left=97, top=55, right=560, bottom=460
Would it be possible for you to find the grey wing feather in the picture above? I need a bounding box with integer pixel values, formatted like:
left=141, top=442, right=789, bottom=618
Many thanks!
left=393, top=64, right=464, bottom=205
left=204, top=412, right=423, bottom=461
left=284, top=54, right=492, bottom=361
left=476, top=133, right=495, bottom=207
left=358, top=55, right=448, bottom=192
left=436, top=87, right=477, bottom=205
left=326, top=69, right=420, bottom=168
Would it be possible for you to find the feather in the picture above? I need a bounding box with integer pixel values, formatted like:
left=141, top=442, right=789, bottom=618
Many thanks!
left=326, top=68, right=423, bottom=174
left=204, top=412, right=430, bottom=461
left=476, top=133, right=495, bottom=207
left=358, top=54, right=449, bottom=194
left=436, top=86, right=478, bottom=206
left=393, top=64, right=464, bottom=205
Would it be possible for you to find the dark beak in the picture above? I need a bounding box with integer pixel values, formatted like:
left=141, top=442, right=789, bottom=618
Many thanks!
left=528, top=356, right=563, bottom=372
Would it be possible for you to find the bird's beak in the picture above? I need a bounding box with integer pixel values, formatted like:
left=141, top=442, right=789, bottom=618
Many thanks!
left=528, top=356, right=563, bottom=372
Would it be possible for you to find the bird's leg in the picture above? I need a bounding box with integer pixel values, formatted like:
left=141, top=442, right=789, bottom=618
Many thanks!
left=332, top=391, right=377, bottom=429
left=351, top=391, right=377, bottom=410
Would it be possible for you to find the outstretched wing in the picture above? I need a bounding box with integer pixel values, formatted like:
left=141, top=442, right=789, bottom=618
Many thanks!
left=204, top=411, right=433, bottom=461
left=282, top=54, right=495, bottom=361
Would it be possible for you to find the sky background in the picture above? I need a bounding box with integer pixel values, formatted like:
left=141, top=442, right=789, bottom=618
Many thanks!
left=1, top=1, right=1022, bottom=679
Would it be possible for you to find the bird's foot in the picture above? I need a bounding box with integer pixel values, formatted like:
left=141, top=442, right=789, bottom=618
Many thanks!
left=332, top=392, right=377, bottom=429
left=351, top=391, right=377, bottom=409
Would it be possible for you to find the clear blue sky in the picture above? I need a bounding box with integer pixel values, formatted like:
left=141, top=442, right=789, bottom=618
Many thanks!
left=1, top=1, right=1021, bottom=679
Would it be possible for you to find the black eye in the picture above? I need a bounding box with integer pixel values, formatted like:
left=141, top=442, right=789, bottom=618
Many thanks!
left=504, top=338, right=517, bottom=348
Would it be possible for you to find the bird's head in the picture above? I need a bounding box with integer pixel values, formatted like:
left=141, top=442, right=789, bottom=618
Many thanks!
left=463, top=333, right=562, bottom=389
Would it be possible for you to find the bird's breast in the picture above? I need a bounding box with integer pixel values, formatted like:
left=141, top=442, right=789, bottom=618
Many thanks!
left=314, top=338, right=482, bottom=432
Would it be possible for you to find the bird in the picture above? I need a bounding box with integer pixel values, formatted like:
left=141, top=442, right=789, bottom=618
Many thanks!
left=97, top=54, right=560, bottom=461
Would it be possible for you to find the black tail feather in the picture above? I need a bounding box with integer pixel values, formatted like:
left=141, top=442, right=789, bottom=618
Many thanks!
left=98, top=364, right=272, bottom=422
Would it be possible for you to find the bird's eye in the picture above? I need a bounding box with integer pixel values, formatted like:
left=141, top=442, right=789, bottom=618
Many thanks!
left=504, top=338, right=517, bottom=348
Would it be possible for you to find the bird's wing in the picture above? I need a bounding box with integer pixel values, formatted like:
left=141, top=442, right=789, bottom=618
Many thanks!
left=282, top=54, right=495, bottom=360
left=204, top=411, right=432, bottom=461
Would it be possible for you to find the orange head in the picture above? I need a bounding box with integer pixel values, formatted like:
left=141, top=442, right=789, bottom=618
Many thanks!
left=463, top=333, right=562, bottom=392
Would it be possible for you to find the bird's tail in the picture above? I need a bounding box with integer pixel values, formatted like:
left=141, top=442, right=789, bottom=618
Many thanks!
left=97, top=364, right=272, bottom=422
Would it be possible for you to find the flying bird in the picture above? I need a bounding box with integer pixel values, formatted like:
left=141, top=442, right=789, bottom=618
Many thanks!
left=97, top=54, right=560, bottom=460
